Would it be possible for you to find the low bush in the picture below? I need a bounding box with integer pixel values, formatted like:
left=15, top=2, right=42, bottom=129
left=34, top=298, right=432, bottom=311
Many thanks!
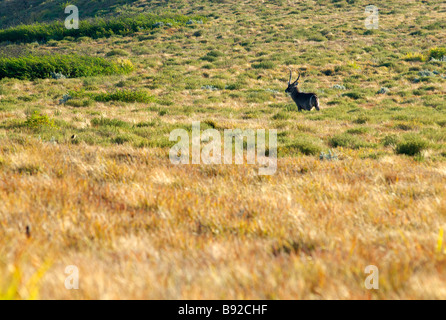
left=343, top=91, right=364, bottom=100
left=106, top=49, right=130, bottom=57
left=252, top=61, right=276, bottom=69
left=24, top=111, right=57, bottom=130
left=395, top=136, right=428, bottom=156
left=329, top=133, right=370, bottom=149
left=428, top=47, right=446, bottom=60
left=0, top=14, right=207, bottom=43
left=0, top=55, right=133, bottom=80
left=382, top=134, right=400, bottom=147
left=91, top=118, right=129, bottom=128
left=284, top=139, right=323, bottom=156
left=91, top=89, right=155, bottom=103
left=403, top=52, right=426, bottom=62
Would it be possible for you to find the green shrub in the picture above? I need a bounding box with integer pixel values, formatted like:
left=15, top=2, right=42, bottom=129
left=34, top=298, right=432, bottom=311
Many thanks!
left=0, top=55, right=133, bottom=80
left=252, top=61, right=276, bottom=69
left=112, top=135, right=132, bottom=144
left=24, top=111, right=57, bottom=130
left=193, top=30, right=204, bottom=37
left=382, top=134, right=400, bottom=147
left=352, top=115, right=369, bottom=124
left=91, top=89, right=154, bottom=103
left=91, top=118, right=129, bottom=128
left=428, top=47, right=446, bottom=60
left=345, top=127, right=369, bottom=135
left=308, top=34, right=327, bottom=42
left=402, top=52, right=426, bottom=62
left=225, top=82, right=244, bottom=90
left=343, top=91, right=364, bottom=100
left=207, top=50, right=224, bottom=57
left=283, top=139, right=323, bottom=156
left=0, top=14, right=207, bottom=43
left=272, top=112, right=290, bottom=120
left=329, top=133, right=370, bottom=149
left=106, top=49, right=130, bottom=57
left=395, top=136, right=428, bottom=156
left=393, top=122, right=416, bottom=131
left=200, top=55, right=217, bottom=62
left=65, top=98, right=93, bottom=108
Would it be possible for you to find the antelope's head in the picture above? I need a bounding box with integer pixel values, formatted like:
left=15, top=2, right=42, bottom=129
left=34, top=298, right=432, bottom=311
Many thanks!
left=285, top=68, right=300, bottom=94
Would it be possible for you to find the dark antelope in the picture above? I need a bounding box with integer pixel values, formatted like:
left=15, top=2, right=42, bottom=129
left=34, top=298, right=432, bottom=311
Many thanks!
left=285, top=69, right=320, bottom=111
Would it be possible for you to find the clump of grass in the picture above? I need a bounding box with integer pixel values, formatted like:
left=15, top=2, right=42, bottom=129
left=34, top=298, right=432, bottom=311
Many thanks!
left=207, top=50, right=224, bottom=57
left=353, top=115, right=369, bottom=124
left=0, top=55, right=133, bottom=80
left=393, top=122, right=417, bottom=131
left=16, top=164, right=41, bottom=175
left=395, top=136, right=428, bottom=156
left=200, top=50, right=224, bottom=62
left=281, top=137, right=323, bottom=156
left=345, top=127, right=369, bottom=135
left=91, top=89, right=154, bottom=103
left=225, top=82, right=245, bottom=90
left=272, top=111, right=290, bottom=120
left=329, top=133, right=370, bottom=149
left=403, top=52, right=426, bottom=62
left=428, top=47, right=446, bottom=60
left=65, top=98, right=93, bottom=108
left=112, top=135, right=132, bottom=145
left=382, top=134, right=400, bottom=147
left=343, top=91, right=364, bottom=100
left=24, top=111, right=57, bottom=130
left=91, top=117, right=129, bottom=128
left=437, top=120, right=446, bottom=128
left=106, top=49, right=130, bottom=57
left=252, top=61, right=276, bottom=69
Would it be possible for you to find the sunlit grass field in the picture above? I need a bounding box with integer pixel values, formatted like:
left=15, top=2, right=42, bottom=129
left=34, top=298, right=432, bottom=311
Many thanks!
left=0, top=0, right=446, bottom=299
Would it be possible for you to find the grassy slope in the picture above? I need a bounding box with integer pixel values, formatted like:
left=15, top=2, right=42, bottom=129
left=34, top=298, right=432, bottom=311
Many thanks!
left=1, top=0, right=446, bottom=299
left=0, top=0, right=141, bottom=28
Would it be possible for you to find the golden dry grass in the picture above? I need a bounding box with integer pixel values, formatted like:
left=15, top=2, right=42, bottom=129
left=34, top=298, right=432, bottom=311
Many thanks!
left=2, top=139, right=446, bottom=299
left=0, top=0, right=446, bottom=299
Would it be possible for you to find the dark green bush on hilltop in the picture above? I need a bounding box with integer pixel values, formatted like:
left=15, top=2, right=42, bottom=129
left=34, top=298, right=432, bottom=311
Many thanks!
left=0, top=14, right=207, bottom=43
left=0, top=55, right=133, bottom=80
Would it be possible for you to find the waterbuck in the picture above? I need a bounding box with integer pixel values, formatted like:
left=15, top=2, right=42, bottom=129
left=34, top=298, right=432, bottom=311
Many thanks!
left=285, top=69, right=320, bottom=111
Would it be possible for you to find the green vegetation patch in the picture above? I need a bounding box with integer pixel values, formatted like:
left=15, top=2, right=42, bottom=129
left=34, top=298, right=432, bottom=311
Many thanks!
left=395, top=135, right=429, bottom=156
left=24, top=110, right=57, bottom=130
left=0, top=13, right=207, bottom=43
left=91, top=89, right=154, bottom=103
left=69, top=89, right=155, bottom=103
left=329, top=133, right=371, bottom=149
left=0, top=55, right=133, bottom=80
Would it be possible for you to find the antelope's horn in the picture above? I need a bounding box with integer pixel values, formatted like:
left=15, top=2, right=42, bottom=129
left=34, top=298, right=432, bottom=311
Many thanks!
left=288, top=68, right=292, bottom=85
left=293, top=70, right=301, bottom=84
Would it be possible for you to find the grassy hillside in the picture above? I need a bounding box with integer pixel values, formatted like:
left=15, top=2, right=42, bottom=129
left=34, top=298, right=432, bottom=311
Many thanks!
left=0, top=0, right=139, bottom=28
left=0, top=0, right=446, bottom=299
